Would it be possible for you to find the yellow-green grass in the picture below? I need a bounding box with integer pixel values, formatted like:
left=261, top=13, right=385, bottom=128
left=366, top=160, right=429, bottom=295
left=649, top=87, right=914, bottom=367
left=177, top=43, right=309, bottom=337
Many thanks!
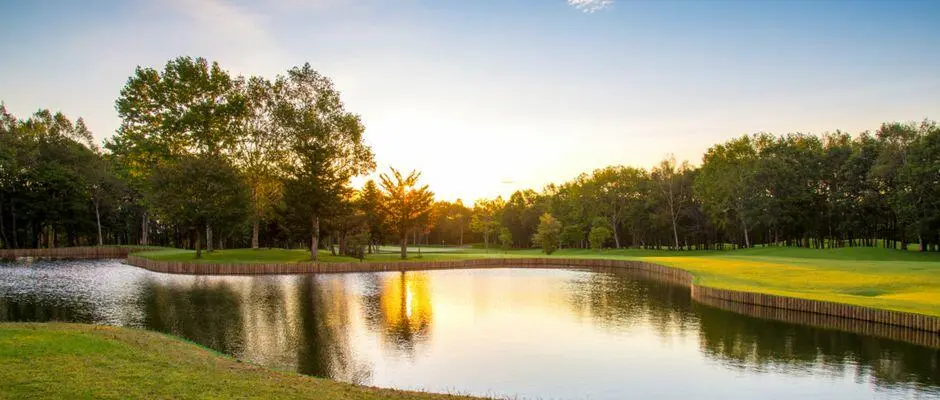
left=135, top=246, right=940, bottom=317
left=0, top=322, right=479, bottom=400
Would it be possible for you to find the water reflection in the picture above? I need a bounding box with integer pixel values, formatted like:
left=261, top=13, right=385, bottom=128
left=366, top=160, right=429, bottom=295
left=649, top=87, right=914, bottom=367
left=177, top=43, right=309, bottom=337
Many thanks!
left=1, top=260, right=938, bottom=399
left=361, top=272, right=433, bottom=357
left=695, top=303, right=940, bottom=391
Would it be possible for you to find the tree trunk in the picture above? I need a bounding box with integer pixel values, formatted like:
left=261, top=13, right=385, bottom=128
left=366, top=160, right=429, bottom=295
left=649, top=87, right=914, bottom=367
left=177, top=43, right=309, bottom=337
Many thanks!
left=206, top=226, right=213, bottom=252
left=670, top=216, right=679, bottom=250
left=10, top=195, right=17, bottom=248
left=0, top=193, right=6, bottom=249
left=310, top=215, right=319, bottom=261
left=400, top=231, right=408, bottom=259
left=611, top=216, right=621, bottom=248
left=251, top=217, right=260, bottom=249
left=94, top=199, right=103, bottom=246
left=195, top=228, right=203, bottom=259
left=141, top=212, right=149, bottom=246
left=459, top=224, right=464, bottom=246
left=741, top=217, right=751, bottom=248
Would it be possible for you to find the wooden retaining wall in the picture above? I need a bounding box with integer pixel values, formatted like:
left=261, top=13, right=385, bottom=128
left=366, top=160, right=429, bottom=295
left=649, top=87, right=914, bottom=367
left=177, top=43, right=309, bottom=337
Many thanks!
left=0, top=246, right=150, bottom=260
left=124, top=255, right=940, bottom=337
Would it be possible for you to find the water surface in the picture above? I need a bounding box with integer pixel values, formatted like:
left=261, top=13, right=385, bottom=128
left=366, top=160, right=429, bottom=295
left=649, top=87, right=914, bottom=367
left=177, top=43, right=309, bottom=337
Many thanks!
left=1, top=260, right=937, bottom=399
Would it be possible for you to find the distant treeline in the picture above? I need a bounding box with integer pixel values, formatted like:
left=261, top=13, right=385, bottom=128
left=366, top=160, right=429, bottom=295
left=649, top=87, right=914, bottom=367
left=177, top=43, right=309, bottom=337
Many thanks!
left=468, top=122, right=940, bottom=252
left=1, top=56, right=938, bottom=253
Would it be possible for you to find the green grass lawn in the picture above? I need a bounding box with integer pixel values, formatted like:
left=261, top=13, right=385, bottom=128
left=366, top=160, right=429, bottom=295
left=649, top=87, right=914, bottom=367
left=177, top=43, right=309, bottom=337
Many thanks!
left=134, top=246, right=940, bottom=317
left=0, top=323, right=479, bottom=400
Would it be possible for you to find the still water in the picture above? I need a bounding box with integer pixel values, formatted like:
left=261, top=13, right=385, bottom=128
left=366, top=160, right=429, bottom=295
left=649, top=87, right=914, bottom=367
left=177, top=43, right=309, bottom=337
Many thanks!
left=1, top=260, right=938, bottom=399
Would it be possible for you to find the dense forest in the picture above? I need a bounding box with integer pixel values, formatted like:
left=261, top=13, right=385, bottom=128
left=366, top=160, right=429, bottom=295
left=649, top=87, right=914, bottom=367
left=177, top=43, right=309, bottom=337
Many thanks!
left=1, top=56, right=938, bottom=255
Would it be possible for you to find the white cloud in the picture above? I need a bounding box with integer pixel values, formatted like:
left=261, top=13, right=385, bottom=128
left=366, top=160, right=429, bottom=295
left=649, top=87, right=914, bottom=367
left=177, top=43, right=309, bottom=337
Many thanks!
left=567, top=0, right=613, bottom=13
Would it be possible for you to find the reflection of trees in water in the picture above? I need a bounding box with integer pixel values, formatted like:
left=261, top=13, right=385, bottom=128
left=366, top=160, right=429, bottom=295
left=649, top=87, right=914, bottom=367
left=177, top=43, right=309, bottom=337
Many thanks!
left=361, top=271, right=433, bottom=357
left=566, top=268, right=697, bottom=336
left=136, top=275, right=370, bottom=383
left=0, top=297, right=95, bottom=323
left=695, top=303, right=940, bottom=391
left=294, top=275, right=371, bottom=384
left=567, top=269, right=940, bottom=393
left=137, top=276, right=246, bottom=356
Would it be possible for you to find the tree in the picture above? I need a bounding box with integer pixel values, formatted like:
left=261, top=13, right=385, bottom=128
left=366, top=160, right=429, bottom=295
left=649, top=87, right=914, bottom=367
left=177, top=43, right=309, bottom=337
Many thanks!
left=695, top=136, right=762, bottom=248
left=897, top=122, right=940, bottom=251
left=235, top=76, right=288, bottom=249
left=148, top=154, right=248, bottom=258
left=583, top=166, right=644, bottom=248
left=112, top=56, right=246, bottom=245
left=589, top=221, right=612, bottom=250
left=379, top=168, right=434, bottom=259
left=471, top=197, right=503, bottom=249
left=498, top=227, right=513, bottom=250
left=532, top=213, right=562, bottom=255
left=278, top=63, right=375, bottom=261
left=357, top=180, right=385, bottom=253
left=651, top=155, right=690, bottom=249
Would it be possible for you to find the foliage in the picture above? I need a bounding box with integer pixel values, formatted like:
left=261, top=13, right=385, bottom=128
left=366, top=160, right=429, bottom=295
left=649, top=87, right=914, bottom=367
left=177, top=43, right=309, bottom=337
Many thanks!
left=470, top=197, right=504, bottom=249
left=379, top=168, right=434, bottom=259
left=532, top=213, right=562, bottom=254
left=589, top=225, right=612, bottom=250
left=498, top=227, right=513, bottom=250
left=148, top=154, right=249, bottom=257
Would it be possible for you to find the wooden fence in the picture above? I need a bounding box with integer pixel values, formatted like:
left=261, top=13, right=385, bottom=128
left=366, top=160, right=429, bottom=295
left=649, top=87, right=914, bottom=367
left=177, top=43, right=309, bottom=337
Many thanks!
left=0, top=246, right=150, bottom=260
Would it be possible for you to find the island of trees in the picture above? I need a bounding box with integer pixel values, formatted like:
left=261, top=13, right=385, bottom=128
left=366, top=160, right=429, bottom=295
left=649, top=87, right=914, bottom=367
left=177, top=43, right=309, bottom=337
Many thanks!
left=1, top=56, right=938, bottom=257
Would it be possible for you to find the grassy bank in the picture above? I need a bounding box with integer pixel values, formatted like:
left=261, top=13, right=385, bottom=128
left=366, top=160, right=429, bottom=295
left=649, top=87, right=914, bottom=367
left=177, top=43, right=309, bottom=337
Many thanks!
left=0, top=323, right=478, bottom=400
left=134, top=246, right=940, bottom=317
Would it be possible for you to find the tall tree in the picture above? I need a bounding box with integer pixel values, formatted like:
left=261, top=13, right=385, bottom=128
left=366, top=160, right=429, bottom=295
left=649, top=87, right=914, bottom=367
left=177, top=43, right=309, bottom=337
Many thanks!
left=379, top=168, right=434, bottom=259
left=111, top=56, right=246, bottom=245
left=234, top=76, right=288, bottom=249
left=695, top=136, right=762, bottom=248
left=471, top=197, right=504, bottom=249
left=651, top=155, right=690, bottom=249
left=148, top=154, right=249, bottom=258
left=278, top=63, right=375, bottom=261
left=357, top=180, right=386, bottom=253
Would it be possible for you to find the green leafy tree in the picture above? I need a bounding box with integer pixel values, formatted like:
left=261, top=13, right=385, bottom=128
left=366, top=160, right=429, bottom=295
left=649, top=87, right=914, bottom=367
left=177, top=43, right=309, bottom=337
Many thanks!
left=695, top=136, right=762, bottom=248
left=379, top=168, right=434, bottom=259
left=471, top=197, right=504, bottom=249
left=111, top=56, right=246, bottom=245
left=532, top=213, right=562, bottom=254
left=498, top=227, right=513, bottom=250
left=357, top=180, right=386, bottom=253
left=148, top=154, right=249, bottom=258
left=589, top=218, right=612, bottom=250
left=235, top=76, right=288, bottom=249
left=278, top=63, right=375, bottom=261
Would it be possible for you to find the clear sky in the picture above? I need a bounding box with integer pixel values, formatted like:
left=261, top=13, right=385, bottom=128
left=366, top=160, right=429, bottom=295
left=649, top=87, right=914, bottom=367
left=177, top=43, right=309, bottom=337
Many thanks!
left=2, top=0, right=939, bottom=202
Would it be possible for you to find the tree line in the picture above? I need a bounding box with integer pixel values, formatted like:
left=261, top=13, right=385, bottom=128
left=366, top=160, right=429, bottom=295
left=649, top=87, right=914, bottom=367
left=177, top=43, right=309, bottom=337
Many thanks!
left=1, top=56, right=938, bottom=255
left=476, top=123, right=940, bottom=252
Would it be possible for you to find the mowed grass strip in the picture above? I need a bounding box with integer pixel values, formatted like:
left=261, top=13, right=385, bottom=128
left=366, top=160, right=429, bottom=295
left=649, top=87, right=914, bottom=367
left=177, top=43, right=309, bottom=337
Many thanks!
left=0, top=323, right=480, bottom=400
left=134, top=246, right=940, bottom=317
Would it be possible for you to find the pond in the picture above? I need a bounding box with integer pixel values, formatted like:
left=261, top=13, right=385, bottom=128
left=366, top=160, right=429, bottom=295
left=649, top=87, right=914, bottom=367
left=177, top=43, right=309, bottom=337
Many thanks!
left=1, top=260, right=938, bottom=399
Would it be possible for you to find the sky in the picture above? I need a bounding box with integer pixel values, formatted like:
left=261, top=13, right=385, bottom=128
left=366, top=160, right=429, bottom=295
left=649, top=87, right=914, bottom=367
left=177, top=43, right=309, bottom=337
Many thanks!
left=1, top=0, right=939, bottom=202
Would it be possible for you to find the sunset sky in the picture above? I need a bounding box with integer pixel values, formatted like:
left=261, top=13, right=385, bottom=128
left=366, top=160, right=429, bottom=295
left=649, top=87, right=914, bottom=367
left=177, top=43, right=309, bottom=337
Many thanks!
left=2, top=0, right=939, bottom=201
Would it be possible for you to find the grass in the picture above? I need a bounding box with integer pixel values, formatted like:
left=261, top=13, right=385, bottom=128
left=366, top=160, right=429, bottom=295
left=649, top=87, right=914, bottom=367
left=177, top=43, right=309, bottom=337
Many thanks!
left=0, top=322, right=480, bottom=400
left=135, top=246, right=940, bottom=317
